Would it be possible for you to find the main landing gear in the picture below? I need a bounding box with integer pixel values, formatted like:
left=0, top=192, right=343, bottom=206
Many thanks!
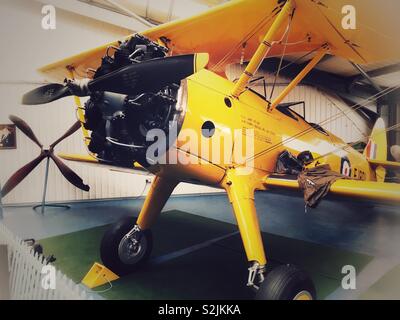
left=224, top=169, right=317, bottom=300
left=100, top=176, right=177, bottom=276
left=100, top=173, right=317, bottom=300
left=248, top=262, right=316, bottom=300
left=100, top=217, right=153, bottom=275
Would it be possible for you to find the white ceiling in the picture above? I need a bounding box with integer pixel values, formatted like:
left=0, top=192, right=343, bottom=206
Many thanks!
left=80, top=0, right=228, bottom=24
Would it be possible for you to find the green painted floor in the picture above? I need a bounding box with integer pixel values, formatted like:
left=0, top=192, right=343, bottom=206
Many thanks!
left=39, top=210, right=372, bottom=300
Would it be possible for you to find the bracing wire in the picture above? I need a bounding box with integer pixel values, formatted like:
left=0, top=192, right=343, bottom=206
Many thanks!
left=320, top=89, right=368, bottom=139
left=260, top=45, right=325, bottom=92
left=269, top=9, right=294, bottom=100
left=310, top=122, right=400, bottom=164
left=211, top=4, right=283, bottom=73
left=245, top=82, right=400, bottom=162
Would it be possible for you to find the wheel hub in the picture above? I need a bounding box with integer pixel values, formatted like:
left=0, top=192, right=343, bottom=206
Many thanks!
left=293, top=290, right=313, bottom=300
left=118, top=226, right=147, bottom=265
left=127, top=238, right=141, bottom=255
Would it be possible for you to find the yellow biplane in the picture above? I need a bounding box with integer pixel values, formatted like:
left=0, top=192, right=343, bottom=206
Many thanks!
left=3, top=0, right=400, bottom=299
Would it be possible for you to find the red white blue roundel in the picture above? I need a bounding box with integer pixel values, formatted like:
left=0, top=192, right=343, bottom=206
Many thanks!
left=340, top=157, right=352, bottom=177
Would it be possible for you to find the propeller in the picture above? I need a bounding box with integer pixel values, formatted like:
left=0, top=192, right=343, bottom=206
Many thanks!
left=1, top=115, right=90, bottom=198
left=22, top=53, right=209, bottom=105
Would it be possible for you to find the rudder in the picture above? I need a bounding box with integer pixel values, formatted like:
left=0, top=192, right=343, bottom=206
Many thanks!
left=364, top=117, right=387, bottom=181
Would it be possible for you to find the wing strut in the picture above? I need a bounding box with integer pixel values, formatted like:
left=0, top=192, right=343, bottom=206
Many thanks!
left=267, top=45, right=328, bottom=112
left=231, top=0, right=295, bottom=98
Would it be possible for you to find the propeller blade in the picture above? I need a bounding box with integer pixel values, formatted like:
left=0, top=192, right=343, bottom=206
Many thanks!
left=49, top=153, right=90, bottom=192
left=22, top=54, right=209, bottom=106
left=1, top=153, right=47, bottom=198
left=50, top=121, right=81, bottom=149
left=89, top=53, right=209, bottom=95
left=22, top=83, right=71, bottom=105
left=9, top=115, right=43, bottom=148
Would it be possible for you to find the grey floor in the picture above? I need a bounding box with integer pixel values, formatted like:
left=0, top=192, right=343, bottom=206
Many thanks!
left=1, top=191, right=400, bottom=299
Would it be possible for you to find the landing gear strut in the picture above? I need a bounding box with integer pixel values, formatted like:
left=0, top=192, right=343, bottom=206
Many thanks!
left=224, top=168, right=316, bottom=300
left=247, top=262, right=266, bottom=290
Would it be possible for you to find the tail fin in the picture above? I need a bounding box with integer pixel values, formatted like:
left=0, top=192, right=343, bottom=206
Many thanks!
left=364, top=117, right=387, bottom=182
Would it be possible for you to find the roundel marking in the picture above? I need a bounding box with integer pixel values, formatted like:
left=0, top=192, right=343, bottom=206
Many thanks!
left=340, top=157, right=352, bottom=177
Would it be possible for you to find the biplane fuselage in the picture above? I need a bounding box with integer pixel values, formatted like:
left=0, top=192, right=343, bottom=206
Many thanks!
left=143, top=69, right=374, bottom=186
left=131, top=68, right=381, bottom=268
left=14, top=0, right=400, bottom=300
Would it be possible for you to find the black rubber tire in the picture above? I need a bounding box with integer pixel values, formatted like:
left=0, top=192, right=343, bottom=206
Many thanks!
left=256, top=264, right=316, bottom=300
left=100, top=216, right=153, bottom=276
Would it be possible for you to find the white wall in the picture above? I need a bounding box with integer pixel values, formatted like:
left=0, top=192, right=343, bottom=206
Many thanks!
left=270, top=84, right=369, bottom=143
left=0, top=0, right=220, bottom=205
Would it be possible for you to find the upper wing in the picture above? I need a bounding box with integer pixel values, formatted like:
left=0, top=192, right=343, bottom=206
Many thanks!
left=264, top=174, right=400, bottom=204
left=38, top=39, right=123, bottom=81
left=58, top=153, right=150, bottom=175
left=39, top=0, right=400, bottom=81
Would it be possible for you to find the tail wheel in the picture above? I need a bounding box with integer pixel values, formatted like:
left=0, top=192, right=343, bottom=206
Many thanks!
left=256, top=264, right=316, bottom=300
left=100, top=216, right=153, bottom=276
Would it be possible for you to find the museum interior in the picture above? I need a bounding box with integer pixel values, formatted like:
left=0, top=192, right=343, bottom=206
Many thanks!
left=0, top=0, right=399, bottom=301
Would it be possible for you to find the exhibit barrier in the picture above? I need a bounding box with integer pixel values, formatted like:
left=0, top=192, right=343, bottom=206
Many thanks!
left=0, top=223, right=94, bottom=300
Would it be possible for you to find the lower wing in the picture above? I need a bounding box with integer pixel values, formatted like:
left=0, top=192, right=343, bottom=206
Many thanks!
left=58, top=153, right=150, bottom=175
left=264, top=174, right=400, bottom=204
